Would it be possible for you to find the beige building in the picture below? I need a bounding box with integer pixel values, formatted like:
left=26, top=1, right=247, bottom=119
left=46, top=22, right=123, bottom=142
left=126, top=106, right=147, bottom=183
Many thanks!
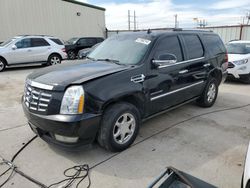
left=0, top=0, right=106, bottom=42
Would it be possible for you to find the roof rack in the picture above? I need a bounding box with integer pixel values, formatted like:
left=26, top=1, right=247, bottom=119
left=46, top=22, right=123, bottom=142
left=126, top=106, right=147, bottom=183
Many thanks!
left=17, top=35, right=54, bottom=37
left=173, top=28, right=213, bottom=32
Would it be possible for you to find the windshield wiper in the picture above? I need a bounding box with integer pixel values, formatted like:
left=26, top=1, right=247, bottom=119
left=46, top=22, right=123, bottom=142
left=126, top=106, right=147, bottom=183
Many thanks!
left=86, top=57, right=122, bottom=65
left=96, top=58, right=120, bottom=63
left=86, top=56, right=96, bottom=61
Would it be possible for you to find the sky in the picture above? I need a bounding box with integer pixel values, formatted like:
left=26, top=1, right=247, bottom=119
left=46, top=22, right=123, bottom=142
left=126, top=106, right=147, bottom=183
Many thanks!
left=77, top=0, right=250, bottom=30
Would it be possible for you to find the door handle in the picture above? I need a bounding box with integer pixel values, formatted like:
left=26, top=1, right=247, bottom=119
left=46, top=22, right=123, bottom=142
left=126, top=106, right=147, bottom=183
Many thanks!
left=203, top=63, right=210, bottom=67
left=27, top=49, right=32, bottom=52
left=179, top=69, right=188, bottom=74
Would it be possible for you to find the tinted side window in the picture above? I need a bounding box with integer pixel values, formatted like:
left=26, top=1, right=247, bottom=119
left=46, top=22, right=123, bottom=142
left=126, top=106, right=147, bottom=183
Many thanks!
left=32, top=38, right=50, bottom=47
left=78, top=38, right=88, bottom=46
left=96, top=38, right=104, bottom=43
left=203, top=34, right=226, bottom=57
left=86, top=38, right=97, bottom=46
left=154, top=36, right=183, bottom=62
left=50, top=38, right=63, bottom=45
left=182, top=35, right=204, bottom=59
left=15, top=38, right=32, bottom=48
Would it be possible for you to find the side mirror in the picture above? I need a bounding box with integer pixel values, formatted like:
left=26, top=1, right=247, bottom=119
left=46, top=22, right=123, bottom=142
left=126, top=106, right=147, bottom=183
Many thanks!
left=12, top=45, right=17, bottom=50
left=152, top=53, right=177, bottom=68
left=76, top=41, right=81, bottom=45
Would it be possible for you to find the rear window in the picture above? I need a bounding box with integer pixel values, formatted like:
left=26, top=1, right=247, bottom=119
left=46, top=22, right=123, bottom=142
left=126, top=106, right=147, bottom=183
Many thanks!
left=50, top=38, right=64, bottom=45
left=32, top=38, right=50, bottom=47
left=182, top=34, right=204, bottom=59
left=203, top=34, right=225, bottom=57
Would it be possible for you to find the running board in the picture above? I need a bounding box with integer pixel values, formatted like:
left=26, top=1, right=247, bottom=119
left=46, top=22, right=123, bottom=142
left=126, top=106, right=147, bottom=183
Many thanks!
left=142, top=97, right=199, bottom=122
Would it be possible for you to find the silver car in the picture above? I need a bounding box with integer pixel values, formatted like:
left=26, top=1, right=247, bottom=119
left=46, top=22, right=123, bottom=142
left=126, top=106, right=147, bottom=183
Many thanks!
left=0, top=35, right=68, bottom=72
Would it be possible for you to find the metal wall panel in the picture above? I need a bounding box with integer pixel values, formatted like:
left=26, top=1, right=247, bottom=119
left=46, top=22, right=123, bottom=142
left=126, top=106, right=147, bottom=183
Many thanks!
left=0, top=0, right=105, bottom=42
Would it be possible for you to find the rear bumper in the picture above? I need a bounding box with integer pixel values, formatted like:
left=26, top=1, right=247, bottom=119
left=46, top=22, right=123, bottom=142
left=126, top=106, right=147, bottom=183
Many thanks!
left=221, top=70, right=228, bottom=83
left=22, top=102, right=101, bottom=149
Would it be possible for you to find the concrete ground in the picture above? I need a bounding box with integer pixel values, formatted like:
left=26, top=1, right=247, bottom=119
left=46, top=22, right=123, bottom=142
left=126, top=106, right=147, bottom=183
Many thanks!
left=0, top=61, right=250, bottom=188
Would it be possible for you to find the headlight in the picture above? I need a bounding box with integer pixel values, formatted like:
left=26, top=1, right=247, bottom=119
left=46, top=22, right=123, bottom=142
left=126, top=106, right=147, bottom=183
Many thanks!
left=60, top=86, right=84, bottom=115
left=233, top=59, right=248, bottom=65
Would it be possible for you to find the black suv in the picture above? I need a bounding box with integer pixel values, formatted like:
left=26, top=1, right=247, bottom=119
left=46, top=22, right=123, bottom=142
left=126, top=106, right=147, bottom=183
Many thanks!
left=22, top=30, right=228, bottom=152
left=65, top=37, right=104, bottom=59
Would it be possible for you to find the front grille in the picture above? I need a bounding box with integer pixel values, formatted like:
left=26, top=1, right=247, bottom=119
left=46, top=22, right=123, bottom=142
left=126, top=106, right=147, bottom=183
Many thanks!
left=228, top=62, right=235, bottom=69
left=24, top=84, right=52, bottom=112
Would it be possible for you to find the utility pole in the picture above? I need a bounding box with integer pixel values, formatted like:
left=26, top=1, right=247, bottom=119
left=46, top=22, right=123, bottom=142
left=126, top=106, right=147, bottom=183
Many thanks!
left=128, top=10, right=137, bottom=31
left=128, top=10, right=131, bottom=30
left=134, top=11, right=136, bottom=30
left=174, top=14, right=178, bottom=28
left=246, top=11, right=250, bottom=25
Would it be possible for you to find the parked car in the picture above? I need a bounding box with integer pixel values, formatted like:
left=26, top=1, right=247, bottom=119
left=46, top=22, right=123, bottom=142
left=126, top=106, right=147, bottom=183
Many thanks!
left=65, top=37, right=104, bottom=59
left=227, top=40, right=250, bottom=83
left=242, top=142, right=250, bottom=188
left=0, top=35, right=67, bottom=72
left=22, top=29, right=228, bottom=152
left=78, top=43, right=101, bottom=59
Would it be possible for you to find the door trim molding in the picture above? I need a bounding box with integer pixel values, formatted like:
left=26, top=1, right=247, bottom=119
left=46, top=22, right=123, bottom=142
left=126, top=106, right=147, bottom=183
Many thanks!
left=158, top=57, right=205, bottom=68
left=150, top=80, right=205, bottom=101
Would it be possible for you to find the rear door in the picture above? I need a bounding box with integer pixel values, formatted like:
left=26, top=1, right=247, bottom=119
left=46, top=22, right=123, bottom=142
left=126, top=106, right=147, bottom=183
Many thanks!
left=30, top=38, right=51, bottom=62
left=179, top=34, right=208, bottom=98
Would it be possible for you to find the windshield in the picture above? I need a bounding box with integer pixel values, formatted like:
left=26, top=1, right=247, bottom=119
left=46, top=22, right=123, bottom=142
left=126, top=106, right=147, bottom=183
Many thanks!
left=66, top=37, right=79, bottom=45
left=227, top=43, right=250, bottom=54
left=0, top=39, right=15, bottom=47
left=88, top=35, right=152, bottom=65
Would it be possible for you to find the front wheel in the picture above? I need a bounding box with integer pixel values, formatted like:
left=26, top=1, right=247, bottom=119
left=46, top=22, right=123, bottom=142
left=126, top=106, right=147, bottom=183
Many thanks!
left=197, top=78, right=218, bottom=107
left=0, top=58, right=6, bottom=72
left=48, top=54, right=61, bottom=65
left=97, top=102, right=140, bottom=152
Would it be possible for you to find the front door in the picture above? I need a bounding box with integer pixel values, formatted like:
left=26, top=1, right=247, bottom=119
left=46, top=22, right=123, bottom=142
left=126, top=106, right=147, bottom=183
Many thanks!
left=7, top=38, right=33, bottom=64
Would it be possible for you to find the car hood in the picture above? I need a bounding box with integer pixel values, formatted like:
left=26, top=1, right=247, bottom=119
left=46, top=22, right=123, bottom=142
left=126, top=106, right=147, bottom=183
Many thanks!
left=228, top=54, right=250, bottom=62
left=27, top=60, right=130, bottom=91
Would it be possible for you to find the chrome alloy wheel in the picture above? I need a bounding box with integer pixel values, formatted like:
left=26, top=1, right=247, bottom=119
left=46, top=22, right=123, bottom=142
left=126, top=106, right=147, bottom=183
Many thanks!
left=0, top=60, right=4, bottom=71
left=207, top=83, right=216, bottom=103
left=113, top=113, right=136, bottom=144
left=50, top=56, right=60, bottom=65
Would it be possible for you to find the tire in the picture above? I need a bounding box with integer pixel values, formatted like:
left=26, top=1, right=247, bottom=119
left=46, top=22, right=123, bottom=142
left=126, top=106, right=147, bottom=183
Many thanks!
left=48, top=54, right=61, bottom=66
left=240, top=75, right=250, bottom=84
left=0, top=58, right=6, bottom=72
left=97, top=102, right=141, bottom=152
left=68, top=51, right=76, bottom=60
left=196, top=78, right=218, bottom=108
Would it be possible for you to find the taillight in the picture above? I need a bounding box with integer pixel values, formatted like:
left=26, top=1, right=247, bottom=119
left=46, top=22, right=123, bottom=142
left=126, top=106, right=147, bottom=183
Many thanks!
left=224, top=52, right=228, bottom=70
left=62, top=48, right=66, bottom=53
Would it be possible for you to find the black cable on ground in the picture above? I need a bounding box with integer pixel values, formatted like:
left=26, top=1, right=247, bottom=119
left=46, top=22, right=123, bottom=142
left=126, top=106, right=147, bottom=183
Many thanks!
left=11, top=135, right=38, bottom=162
left=1, top=104, right=250, bottom=188
left=0, top=135, right=39, bottom=188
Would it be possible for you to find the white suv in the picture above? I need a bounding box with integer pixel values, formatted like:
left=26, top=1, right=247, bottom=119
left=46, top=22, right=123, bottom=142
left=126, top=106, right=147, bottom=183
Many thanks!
left=227, top=40, right=250, bottom=83
left=0, top=35, right=67, bottom=72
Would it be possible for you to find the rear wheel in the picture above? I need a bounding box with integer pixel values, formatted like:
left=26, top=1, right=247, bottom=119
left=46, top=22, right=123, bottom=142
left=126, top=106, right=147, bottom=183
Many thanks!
left=68, top=51, right=76, bottom=60
left=97, top=102, right=140, bottom=152
left=0, top=58, right=6, bottom=72
left=48, top=54, right=61, bottom=65
left=197, top=78, right=218, bottom=107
